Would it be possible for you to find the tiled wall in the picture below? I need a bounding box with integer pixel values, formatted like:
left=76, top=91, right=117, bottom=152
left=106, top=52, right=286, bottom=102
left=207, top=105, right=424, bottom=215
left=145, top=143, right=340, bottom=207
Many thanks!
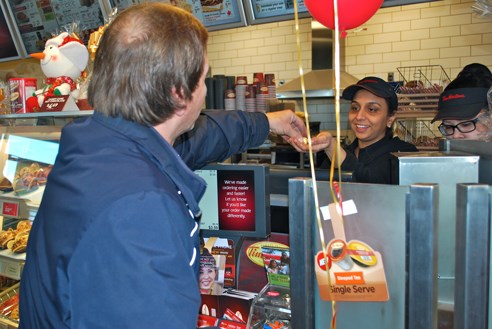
left=207, top=0, right=492, bottom=132
left=207, top=18, right=312, bottom=85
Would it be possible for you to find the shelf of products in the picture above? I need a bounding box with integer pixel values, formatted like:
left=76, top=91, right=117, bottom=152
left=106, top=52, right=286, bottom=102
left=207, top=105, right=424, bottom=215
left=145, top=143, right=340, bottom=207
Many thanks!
left=394, top=65, right=449, bottom=150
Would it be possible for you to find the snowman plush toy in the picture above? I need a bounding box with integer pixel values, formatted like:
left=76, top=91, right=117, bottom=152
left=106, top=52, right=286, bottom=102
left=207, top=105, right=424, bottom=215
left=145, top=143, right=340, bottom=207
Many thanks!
left=26, top=32, right=89, bottom=112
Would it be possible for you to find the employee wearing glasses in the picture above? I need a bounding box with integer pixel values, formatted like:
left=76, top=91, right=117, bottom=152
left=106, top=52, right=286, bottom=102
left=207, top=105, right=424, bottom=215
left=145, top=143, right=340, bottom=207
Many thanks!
left=432, top=87, right=490, bottom=140
left=432, top=64, right=492, bottom=141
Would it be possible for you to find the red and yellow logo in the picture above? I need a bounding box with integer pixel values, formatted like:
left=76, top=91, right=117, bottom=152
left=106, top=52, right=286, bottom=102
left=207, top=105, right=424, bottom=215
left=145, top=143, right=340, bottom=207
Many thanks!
left=246, top=241, right=288, bottom=267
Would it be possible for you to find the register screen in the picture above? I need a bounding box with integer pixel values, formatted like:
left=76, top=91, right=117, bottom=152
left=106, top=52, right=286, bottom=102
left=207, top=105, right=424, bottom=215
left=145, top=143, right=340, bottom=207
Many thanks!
left=196, top=168, right=256, bottom=232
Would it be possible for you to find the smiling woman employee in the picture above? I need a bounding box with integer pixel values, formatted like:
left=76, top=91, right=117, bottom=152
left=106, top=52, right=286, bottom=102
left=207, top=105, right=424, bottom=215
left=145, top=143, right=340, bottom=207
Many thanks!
left=293, top=77, right=418, bottom=184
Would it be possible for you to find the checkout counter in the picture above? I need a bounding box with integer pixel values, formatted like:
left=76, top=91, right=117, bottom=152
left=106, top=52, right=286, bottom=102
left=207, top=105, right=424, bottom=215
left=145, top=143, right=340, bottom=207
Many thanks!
left=283, top=139, right=491, bottom=329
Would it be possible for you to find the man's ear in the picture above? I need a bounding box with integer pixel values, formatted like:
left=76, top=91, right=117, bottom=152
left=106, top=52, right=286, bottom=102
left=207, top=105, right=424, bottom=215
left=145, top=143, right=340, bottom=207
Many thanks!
left=171, top=86, right=187, bottom=117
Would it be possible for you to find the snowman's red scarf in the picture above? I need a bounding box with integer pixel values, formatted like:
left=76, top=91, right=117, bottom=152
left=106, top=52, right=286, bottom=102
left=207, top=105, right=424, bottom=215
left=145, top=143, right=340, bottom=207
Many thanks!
left=44, top=76, right=76, bottom=96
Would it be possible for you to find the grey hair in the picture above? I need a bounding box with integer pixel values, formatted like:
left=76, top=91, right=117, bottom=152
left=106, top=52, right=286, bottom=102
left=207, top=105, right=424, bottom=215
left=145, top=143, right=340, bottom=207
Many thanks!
left=88, top=3, right=208, bottom=125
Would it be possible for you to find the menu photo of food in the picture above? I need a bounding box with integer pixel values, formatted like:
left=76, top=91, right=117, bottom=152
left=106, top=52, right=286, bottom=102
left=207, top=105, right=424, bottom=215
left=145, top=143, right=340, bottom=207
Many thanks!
left=200, top=0, right=223, bottom=12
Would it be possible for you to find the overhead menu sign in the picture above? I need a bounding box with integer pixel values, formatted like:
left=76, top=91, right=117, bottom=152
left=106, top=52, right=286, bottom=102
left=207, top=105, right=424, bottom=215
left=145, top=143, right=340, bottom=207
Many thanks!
left=109, top=0, right=247, bottom=31
left=6, top=0, right=105, bottom=54
left=248, top=0, right=307, bottom=19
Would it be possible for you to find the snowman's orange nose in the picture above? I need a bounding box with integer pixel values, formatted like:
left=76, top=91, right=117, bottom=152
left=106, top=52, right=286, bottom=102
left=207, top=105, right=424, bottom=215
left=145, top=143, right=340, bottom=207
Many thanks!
left=30, top=52, right=45, bottom=60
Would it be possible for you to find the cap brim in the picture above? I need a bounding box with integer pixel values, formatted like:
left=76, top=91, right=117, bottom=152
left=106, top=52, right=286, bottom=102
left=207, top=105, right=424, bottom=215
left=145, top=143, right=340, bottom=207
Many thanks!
left=342, top=84, right=394, bottom=101
left=431, top=101, right=485, bottom=123
left=342, top=85, right=363, bottom=100
left=342, top=84, right=398, bottom=112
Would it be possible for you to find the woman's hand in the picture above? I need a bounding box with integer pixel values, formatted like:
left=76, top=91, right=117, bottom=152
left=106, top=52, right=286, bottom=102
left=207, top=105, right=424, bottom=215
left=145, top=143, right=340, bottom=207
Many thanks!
left=290, top=131, right=347, bottom=165
left=290, top=131, right=334, bottom=153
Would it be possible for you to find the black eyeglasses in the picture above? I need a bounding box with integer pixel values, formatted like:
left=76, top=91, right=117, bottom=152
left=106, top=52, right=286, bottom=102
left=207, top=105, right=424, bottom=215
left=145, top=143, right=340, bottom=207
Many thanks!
left=438, top=118, right=479, bottom=136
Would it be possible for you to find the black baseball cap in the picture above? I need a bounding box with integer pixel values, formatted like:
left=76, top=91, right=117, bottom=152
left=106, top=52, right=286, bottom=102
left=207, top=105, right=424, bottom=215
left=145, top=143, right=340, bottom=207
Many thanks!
left=342, top=76, right=398, bottom=113
left=431, top=87, right=489, bottom=123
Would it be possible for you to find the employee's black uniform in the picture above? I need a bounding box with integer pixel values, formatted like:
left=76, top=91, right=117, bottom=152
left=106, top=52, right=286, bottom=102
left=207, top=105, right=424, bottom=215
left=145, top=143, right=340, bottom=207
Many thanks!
left=321, top=129, right=418, bottom=184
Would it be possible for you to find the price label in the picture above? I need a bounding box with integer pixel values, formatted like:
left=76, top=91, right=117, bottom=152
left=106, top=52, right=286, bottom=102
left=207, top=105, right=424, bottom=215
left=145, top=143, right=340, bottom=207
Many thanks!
left=40, top=95, right=70, bottom=112
left=2, top=201, right=19, bottom=217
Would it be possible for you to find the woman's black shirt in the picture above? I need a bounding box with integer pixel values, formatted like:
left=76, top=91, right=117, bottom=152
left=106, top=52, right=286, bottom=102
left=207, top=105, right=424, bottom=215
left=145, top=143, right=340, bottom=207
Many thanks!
left=320, top=130, right=418, bottom=184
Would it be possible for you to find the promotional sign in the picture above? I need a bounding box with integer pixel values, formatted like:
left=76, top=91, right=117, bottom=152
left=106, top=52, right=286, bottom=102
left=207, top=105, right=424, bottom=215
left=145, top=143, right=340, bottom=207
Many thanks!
left=197, top=168, right=257, bottom=232
left=315, top=203, right=389, bottom=301
left=261, top=246, right=290, bottom=288
left=40, top=95, right=79, bottom=112
left=203, top=237, right=236, bottom=288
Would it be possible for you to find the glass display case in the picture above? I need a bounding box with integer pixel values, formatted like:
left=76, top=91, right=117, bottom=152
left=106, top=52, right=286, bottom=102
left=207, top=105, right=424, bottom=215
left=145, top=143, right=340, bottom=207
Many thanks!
left=247, top=284, right=291, bottom=329
left=0, top=110, right=90, bottom=328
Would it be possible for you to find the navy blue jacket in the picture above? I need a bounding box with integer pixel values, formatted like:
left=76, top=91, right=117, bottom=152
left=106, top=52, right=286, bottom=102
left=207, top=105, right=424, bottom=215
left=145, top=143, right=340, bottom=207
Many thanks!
left=19, top=110, right=269, bottom=329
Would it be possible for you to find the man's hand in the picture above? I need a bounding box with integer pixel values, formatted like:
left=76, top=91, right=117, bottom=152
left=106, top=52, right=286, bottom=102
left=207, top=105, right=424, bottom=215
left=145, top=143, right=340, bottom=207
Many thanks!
left=266, top=110, right=307, bottom=144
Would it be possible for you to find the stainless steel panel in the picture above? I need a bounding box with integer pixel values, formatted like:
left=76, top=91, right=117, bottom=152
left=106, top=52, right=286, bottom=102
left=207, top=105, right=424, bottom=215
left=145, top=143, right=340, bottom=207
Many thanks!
left=289, top=178, right=315, bottom=329
left=441, top=139, right=492, bottom=184
left=407, top=184, right=439, bottom=329
left=454, top=184, right=491, bottom=329
left=395, top=151, right=479, bottom=307
left=289, top=180, right=438, bottom=328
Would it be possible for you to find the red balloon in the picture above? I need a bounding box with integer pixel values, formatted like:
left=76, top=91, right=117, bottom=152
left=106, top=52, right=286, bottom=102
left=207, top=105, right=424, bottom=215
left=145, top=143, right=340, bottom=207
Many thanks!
left=304, top=0, right=384, bottom=32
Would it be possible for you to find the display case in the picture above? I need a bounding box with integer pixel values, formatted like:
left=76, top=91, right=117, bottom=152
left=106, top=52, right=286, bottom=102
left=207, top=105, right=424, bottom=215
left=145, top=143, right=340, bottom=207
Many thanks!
left=0, top=282, right=19, bottom=328
left=0, top=110, right=90, bottom=328
left=247, top=284, right=291, bottom=329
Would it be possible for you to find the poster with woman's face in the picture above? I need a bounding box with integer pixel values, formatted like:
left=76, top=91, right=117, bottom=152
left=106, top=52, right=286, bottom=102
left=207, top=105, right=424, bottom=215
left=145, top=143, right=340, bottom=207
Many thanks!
left=199, top=249, right=225, bottom=295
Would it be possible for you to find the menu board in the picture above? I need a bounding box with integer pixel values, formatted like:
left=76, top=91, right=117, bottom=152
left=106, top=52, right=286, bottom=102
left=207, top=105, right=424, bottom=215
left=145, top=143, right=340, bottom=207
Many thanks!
left=6, top=0, right=105, bottom=54
left=108, top=0, right=139, bottom=11
left=0, top=1, right=25, bottom=61
left=109, top=0, right=247, bottom=31
left=244, top=0, right=310, bottom=24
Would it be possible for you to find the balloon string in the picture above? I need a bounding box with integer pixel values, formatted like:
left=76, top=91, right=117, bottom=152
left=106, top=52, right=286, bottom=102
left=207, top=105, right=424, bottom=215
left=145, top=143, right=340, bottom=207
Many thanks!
left=330, top=0, right=343, bottom=326
left=293, top=0, right=335, bottom=318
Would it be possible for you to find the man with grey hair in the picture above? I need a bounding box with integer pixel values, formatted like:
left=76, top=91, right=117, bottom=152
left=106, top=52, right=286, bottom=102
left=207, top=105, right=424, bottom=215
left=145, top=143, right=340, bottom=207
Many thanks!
left=19, top=3, right=306, bottom=328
